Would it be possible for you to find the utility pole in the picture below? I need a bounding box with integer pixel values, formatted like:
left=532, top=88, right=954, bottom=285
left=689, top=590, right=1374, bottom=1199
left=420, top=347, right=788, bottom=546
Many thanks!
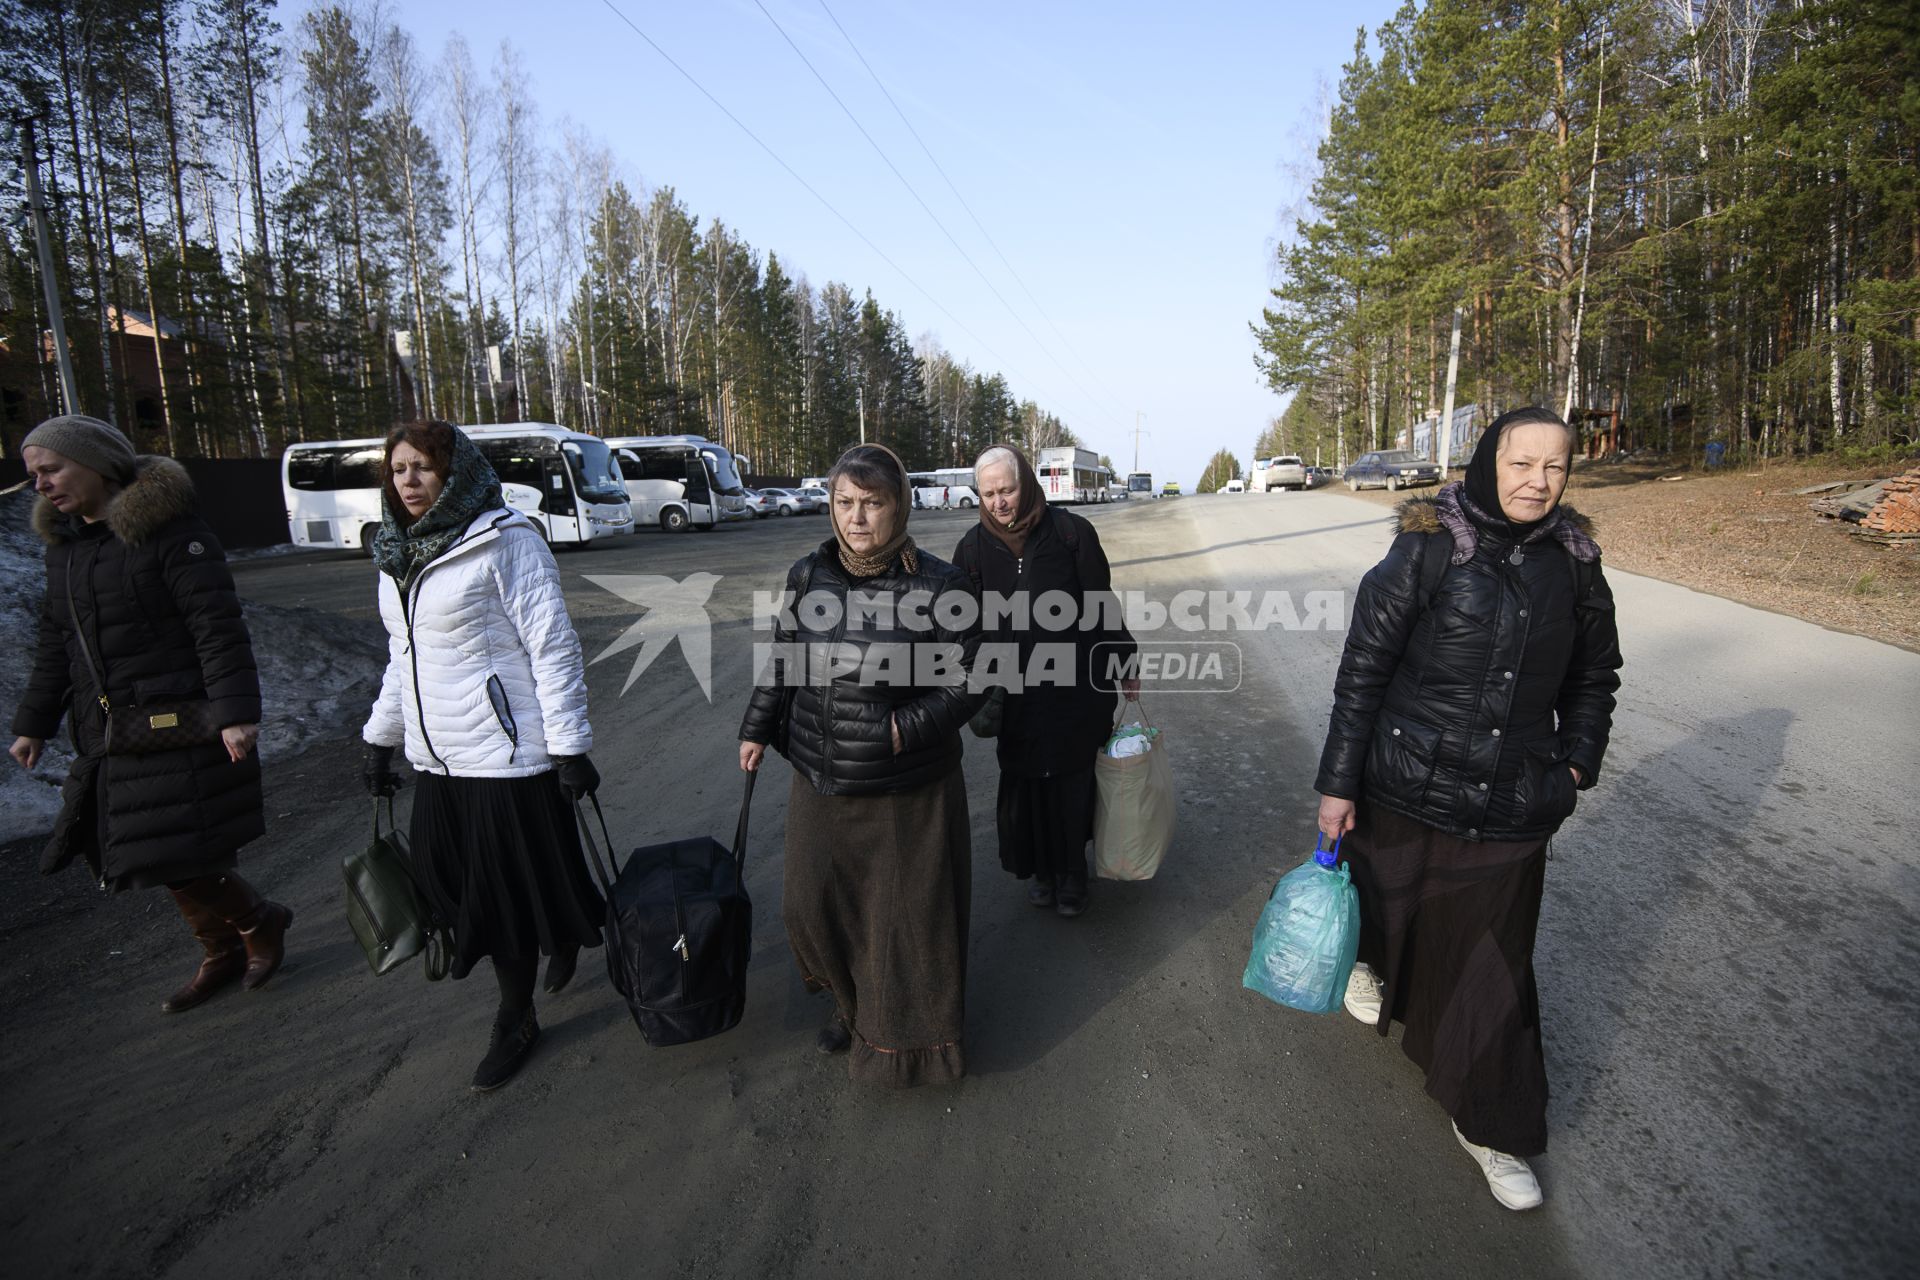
left=857, top=385, right=866, bottom=445
left=16, top=110, right=81, bottom=415
left=1132, top=411, right=1149, bottom=472
left=1437, top=306, right=1464, bottom=476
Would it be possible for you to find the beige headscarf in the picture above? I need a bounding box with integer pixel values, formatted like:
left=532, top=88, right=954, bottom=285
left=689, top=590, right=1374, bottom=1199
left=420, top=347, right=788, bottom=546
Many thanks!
left=827, top=442, right=919, bottom=577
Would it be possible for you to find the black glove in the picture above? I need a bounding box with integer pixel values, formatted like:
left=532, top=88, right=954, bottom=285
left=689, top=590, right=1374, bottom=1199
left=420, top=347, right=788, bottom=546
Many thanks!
left=553, top=754, right=600, bottom=800
left=362, top=743, right=401, bottom=797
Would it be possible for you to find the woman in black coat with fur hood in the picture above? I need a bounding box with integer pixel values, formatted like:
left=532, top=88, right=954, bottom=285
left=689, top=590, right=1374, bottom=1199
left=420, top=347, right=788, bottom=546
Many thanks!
left=1314, top=407, right=1622, bottom=1212
left=9, top=416, right=288, bottom=1015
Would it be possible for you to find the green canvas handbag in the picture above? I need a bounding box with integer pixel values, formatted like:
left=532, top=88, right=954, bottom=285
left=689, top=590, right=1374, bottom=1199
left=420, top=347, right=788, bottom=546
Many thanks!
left=342, top=798, right=449, bottom=979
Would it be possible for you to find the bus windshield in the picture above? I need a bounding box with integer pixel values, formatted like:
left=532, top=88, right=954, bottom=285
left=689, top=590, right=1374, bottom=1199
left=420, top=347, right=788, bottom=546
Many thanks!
left=699, top=445, right=746, bottom=495
left=564, top=439, right=628, bottom=503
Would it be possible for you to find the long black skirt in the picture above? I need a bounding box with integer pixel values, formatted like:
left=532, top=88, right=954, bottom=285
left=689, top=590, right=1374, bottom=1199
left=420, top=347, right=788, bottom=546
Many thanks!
left=409, top=770, right=605, bottom=980
left=995, top=768, right=1096, bottom=882
left=1347, top=803, right=1552, bottom=1157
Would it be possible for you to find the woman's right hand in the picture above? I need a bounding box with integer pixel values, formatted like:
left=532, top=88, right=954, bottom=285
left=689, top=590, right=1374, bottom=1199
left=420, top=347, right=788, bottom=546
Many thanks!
left=1316, top=794, right=1357, bottom=842
left=740, top=741, right=766, bottom=773
left=9, top=737, right=43, bottom=770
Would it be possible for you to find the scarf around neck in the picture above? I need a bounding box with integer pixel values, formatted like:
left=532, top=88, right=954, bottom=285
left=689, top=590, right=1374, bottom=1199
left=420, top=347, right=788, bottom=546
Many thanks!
left=1431, top=481, right=1599, bottom=566
left=371, top=429, right=504, bottom=589
left=975, top=442, right=1047, bottom=558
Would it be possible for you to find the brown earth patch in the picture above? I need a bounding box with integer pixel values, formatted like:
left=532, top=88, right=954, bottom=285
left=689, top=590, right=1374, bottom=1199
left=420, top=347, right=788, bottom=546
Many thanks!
left=1331, top=458, right=1920, bottom=652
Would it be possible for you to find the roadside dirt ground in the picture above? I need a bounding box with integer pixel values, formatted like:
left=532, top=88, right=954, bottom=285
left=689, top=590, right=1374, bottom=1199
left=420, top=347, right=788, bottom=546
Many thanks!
left=1337, top=458, right=1920, bottom=651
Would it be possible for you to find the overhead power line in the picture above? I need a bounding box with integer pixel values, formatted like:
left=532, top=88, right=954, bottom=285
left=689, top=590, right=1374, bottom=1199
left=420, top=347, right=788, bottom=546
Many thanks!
left=754, top=0, right=1117, bottom=434
left=814, top=0, right=1126, bottom=426
left=595, top=0, right=1034, bottom=400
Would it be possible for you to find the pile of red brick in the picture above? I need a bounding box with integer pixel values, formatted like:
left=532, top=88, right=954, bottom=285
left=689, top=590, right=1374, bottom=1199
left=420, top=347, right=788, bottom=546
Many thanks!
left=1860, top=468, right=1920, bottom=536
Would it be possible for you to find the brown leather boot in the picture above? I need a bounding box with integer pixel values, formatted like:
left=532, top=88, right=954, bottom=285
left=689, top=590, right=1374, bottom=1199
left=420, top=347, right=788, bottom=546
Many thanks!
left=184, top=874, right=295, bottom=990
left=163, top=887, right=245, bottom=1014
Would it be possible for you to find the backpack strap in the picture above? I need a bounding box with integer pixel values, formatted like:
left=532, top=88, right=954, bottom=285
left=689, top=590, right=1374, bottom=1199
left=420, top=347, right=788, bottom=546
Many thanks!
left=1053, top=506, right=1082, bottom=551
left=1417, top=530, right=1451, bottom=612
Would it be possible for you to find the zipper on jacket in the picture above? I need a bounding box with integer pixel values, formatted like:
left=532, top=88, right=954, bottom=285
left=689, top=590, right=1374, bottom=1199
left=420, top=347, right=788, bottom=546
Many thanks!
left=485, top=673, right=519, bottom=764
left=394, top=513, right=510, bottom=774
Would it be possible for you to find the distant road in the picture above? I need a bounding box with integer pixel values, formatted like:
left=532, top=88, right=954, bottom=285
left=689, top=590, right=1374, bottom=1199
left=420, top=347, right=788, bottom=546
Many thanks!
left=0, top=493, right=1910, bottom=1278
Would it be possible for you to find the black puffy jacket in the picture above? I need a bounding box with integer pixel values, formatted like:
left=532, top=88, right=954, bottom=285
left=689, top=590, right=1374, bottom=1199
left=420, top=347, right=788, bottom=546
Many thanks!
left=739, top=540, right=980, bottom=796
left=1315, top=495, right=1622, bottom=842
left=11, top=457, right=266, bottom=885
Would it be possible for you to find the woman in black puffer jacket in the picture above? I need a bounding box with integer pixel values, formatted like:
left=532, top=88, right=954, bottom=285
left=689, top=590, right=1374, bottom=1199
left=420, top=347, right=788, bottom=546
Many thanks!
left=739, top=444, right=980, bottom=1086
left=9, top=416, right=288, bottom=1016
left=1314, top=407, right=1622, bottom=1212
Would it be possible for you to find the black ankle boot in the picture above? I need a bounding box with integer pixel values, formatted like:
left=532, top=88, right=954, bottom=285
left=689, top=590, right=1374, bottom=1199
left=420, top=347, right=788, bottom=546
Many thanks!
left=1054, top=872, right=1089, bottom=918
left=471, top=1006, right=541, bottom=1092
left=816, top=1013, right=851, bottom=1055
left=1026, top=878, right=1055, bottom=909
left=543, top=948, right=578, bottom=995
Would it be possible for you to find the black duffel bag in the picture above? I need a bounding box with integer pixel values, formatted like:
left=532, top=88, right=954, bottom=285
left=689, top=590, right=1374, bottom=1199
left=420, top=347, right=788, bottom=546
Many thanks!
left=577, top=774, right=754, bottom=1047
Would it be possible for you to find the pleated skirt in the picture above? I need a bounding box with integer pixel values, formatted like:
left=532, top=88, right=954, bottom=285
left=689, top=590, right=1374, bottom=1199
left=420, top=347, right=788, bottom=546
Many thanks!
left=1347, top=803, right=1552, bottom=1157
left=409, top=770, right=605, bottom=980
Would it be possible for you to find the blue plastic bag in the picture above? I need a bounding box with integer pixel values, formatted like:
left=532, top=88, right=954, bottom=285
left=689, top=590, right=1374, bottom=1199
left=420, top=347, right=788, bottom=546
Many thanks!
left=1241, top=833, right=1361, bottom=1015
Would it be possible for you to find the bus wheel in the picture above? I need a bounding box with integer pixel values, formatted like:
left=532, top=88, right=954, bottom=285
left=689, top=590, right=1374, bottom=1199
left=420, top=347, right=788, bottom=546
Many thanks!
left=662, top=507, right=690, bottom=533
left=958, top=496, right=974, bottom=508
left=360, top=524, right=379, bottom=557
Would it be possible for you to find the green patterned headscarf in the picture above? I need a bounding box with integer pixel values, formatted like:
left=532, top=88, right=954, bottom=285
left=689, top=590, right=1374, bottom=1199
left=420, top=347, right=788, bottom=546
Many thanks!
left=371, top=428, right=504, bottom=589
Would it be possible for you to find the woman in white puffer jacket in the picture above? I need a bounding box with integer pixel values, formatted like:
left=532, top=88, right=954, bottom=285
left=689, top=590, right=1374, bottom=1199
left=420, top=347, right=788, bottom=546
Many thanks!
left=361, top=420, right=604, bottom=1093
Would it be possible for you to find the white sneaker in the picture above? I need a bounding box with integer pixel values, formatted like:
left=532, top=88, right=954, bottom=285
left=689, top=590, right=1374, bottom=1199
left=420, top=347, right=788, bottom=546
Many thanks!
left=1452, top=1123, right=1543, bottom=1211
left=1343, top=962, right=1383, bottom=1025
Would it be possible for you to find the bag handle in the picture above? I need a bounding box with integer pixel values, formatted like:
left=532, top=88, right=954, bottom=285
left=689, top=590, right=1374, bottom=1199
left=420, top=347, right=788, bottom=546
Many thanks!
left=1313, top=830, right=1345, bottom=865
left=575, top=793, right=620, bottom=903
left=1112, top=693, right=1155, bottom=733
left=371, top=795, right=397, bottom=843
left=731, top=769, right=757, bottom=876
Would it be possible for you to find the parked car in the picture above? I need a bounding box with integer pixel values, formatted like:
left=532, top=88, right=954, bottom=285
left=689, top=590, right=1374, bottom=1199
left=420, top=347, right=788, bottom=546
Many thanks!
left=1162, top=481, right=1182, bottom=498
left=741, top=489, right=774, bottom=518
left=1223, top=478, right=1246, bottom=493
left=757, top=487, right=806, bottom=516
left=1254, top=455, right=1308, bottom=492
left=1344, top=450, right=1443, bottom=491
left=794, top=486, right=830, bottom=514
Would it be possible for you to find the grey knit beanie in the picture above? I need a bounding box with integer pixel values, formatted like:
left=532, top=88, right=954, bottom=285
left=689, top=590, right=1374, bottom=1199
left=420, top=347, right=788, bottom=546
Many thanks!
left=22, top=414, right=138, bottom=484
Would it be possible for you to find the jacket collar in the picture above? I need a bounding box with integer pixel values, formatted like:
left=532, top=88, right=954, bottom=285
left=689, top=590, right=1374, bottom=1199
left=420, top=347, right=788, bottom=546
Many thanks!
left=33, top=455, right=195, bottom=548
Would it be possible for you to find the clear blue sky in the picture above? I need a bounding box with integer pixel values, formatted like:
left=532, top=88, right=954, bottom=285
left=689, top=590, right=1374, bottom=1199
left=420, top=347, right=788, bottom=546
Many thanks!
left=335, top=0, right=1397, bottom=489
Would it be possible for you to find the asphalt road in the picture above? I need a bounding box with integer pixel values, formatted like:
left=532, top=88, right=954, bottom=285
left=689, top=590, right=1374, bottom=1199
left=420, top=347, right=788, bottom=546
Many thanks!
left=1, top=493, right=1912, bottom=1278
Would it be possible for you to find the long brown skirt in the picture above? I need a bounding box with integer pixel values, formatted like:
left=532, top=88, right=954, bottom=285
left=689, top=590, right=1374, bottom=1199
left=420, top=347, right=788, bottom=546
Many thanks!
left=1347, top=803, right=1551, bottom=1157
left=783, top=765, right=971, bottom=1087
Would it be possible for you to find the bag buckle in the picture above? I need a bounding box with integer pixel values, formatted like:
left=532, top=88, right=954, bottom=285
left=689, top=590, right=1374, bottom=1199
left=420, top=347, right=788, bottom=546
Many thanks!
left=149, top=712, right=180, bottom=730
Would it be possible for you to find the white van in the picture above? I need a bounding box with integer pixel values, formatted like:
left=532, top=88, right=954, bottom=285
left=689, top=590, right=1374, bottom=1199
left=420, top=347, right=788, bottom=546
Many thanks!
left=282, top=423, right=633, bottom=552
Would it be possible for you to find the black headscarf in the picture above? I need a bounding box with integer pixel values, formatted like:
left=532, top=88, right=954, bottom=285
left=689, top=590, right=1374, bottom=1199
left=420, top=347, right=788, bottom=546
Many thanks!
left=1463, top=406, right=1574, bottom=539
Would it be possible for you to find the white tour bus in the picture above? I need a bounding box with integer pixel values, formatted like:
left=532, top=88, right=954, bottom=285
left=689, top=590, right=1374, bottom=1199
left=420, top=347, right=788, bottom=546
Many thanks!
left=1126, top=470, right=1154, bottom=499
left=1037, top=446, right=1111, bottom=504
left=606, top=434, right=751, bottom=532
left=907, top=467, right=979, bottom=509
left=281, top=422, right=634, bottom=553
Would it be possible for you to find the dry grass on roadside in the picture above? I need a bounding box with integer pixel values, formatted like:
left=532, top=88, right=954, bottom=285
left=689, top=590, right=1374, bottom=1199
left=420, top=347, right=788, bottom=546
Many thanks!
left=1331, top=458, right=1920, bottom=652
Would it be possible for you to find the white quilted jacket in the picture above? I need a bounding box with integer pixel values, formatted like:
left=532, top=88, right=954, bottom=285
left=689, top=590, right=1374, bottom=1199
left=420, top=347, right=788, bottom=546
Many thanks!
left=363, top=508, right=592, bottom=776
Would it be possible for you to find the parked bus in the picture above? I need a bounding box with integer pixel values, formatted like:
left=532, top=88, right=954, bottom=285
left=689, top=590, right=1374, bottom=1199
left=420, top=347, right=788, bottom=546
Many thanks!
left=906, top=467, right=979, bottom=509
left=606, top=435, right=752, bottom=532
left=1037, top=446, right=1111, bottom=504
left=281, top=422, right=634, bottom=553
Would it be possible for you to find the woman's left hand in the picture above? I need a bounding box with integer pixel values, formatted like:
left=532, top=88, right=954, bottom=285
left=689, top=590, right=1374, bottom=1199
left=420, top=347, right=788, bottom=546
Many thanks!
left=1120, top=677, right=1142, bottom=700
left=890, top=714, right=903, bottom=755
left=1568, top=765, right=1585, bottom=787
left=222, top=723, right=259, bottom=763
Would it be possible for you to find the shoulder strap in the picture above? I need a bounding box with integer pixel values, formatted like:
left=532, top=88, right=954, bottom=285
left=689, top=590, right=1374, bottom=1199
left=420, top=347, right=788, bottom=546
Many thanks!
left=1055, top=507, right=1082, bottom=551
left=955, top=527, right=983, bottom=590
left=1566, top=546, right=1598, bottom=605
left=1417, top=530, right=1450, bottom=611
left=63, top=549, right=110, bottom=712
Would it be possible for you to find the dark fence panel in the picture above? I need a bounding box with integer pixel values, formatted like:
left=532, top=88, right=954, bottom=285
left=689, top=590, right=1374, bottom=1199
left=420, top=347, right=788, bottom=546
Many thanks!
left=0, top=457, right=290, bottom=549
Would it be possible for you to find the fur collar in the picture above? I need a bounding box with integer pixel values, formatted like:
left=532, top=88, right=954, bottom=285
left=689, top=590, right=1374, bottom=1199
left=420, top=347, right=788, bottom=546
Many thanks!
left=1394, top=485, right=1598, bottom=564
left=32, top=455, right=196, bottom=547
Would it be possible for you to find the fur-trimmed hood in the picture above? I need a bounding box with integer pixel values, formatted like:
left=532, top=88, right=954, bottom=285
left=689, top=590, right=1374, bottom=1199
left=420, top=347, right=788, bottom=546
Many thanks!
left=31, top=455, right=196, bottom=547
left=1395, top=482, right=1599, bottom=564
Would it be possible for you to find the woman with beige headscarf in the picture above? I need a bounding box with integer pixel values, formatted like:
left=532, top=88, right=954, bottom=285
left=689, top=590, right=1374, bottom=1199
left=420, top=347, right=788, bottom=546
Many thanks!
left=738, top=444, right=982, bottom=1086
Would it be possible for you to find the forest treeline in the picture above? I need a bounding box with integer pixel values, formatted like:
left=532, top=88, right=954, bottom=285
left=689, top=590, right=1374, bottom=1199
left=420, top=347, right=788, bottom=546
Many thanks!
left=1255, top=0, right=1918, bottom=469
left=0, top=0, right=1079, bottom=474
